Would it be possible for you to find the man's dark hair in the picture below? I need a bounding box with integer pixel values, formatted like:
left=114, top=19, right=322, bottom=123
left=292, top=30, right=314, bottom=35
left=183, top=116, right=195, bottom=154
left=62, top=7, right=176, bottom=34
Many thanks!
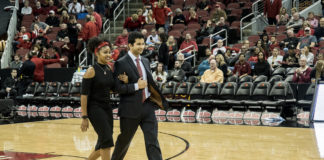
left=159, top=33, right=168, bottom=43
left=128, top=31, right=145, bottom=45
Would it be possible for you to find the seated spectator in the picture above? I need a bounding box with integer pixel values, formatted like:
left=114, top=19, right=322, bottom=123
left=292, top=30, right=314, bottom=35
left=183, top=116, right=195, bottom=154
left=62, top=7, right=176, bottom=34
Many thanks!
left=282, top=44, right=299, bottom=68
left=267, top=48, right=283, bottom=70
left=31, top=44, right=41, bottom=57
left=268, top=35, right=280, bottom=51
left=248, top=47, right=259, bottom=65
left=60, top=10, right=70, bottom=24
left=14, top=26, right=32, bottom=45
left=0, top=69, right=18, bottom=99
left=177, top=53, right=192, bottom=76
left=152, top=62, right=168, bottom=83
left=216, top=54, right=230, bottom=79
left=233, top=53, right=251, bottom=78
left=123, top=14, right=142, bottom=32
left=46, top=0, right=57, bottom=14
left=144, top=9, right=156, bottom=25
left=307, top=12, right=318, bottom=28
left=45, top=10, right=60, bottom=28
left=115, top=29, right=129, bottom=48
left=311, top=55, right=324, bottom=80
left=167, top=60, right=186, bottom=82
left=286, top=12, right=303, bottom=33
left=31, top=16, right=50, bottom=34
left=61, top=36, right=75, bottom=67
left=197, top=20, right=215, bottom=44
left=137, top=8, right=146, bottom=26
left=172, top=8, right=186, bottom=25
left=57, top=0, right=68, bottom=15
left=33, top=30, right=49, bottom=47
left=197, top=0, right=210, bottom=11
left=21, top=0, right=32, bottom=15
left=68, top=0, right=81, bottom=14
left=300, top=46, right=314, bottom=66
left=40, top=46, right=52, bottom=59
left=253, top=52, right=271, bottom=79
left=81, top=15, right=98, bottom=41
left=33, top=1, right=45, bottom=16
left=81, top=0, right=94, bottom=13
left=210, top=3, right=227, bottom=23
left=67, top=16, right=79, bottom=45
left=276, top=7, right=289, bottom=26
left=179, top=33, right=198, bottom=59
left=296, top=21, right=315, bottom=38
left=239, top=40, right=252, bottom=61
left=281, top=29, right=299, bottom=50
left=87, top=7, right=102, bottom=33
left=292, top=57, right=312, bottom=83
left=9, top=55, right=22, bottom=69
left=297, top=27, right=317, bottom=49
left=17, top=34, right=32, bottom=49
left=200, top=59, right=224, bottom=83
left=214, top=17, right=229, bottom=41
left=212, top=39, right=226, bottom=55
left=166, top=35, right=178, bottom=69
left=314, top=17, right=324, bottom=42
left=290, top=7, right=297, bottom=16
left=146, top=28, right=160, bottom=46
left=186, top=8, right=198, bottom=25
left=198, top=54, right=215, bottom=76
left=255, top=40, right=267, bottom=57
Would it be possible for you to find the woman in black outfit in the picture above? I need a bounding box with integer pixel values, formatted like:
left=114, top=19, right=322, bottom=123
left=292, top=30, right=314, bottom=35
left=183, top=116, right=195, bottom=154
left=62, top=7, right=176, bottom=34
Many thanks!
left=216, top=54, right=230, bottom=79
left=80, top=36, right=127, bottom=160
left=158, top=33, right=169, bottom=70
left=253, top=52, right=271, bottom=79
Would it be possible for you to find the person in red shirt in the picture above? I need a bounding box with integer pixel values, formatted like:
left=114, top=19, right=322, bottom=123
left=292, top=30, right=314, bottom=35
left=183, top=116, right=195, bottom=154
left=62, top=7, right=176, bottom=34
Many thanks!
left=15, top=26, right=32, bottom=44
left=33, top=1, right=45, bottom=16
left=137, top=9, right=146, bottom=27
left=293, top=57, right=312, bottom=83
left=268, top=35, right=280, bottom=51
left=264, top=0, right=282, bottom=25
left=87, top=7, right=102, bottom=33
left=30, top=51, right=64, bottom=82
left=17, top=34, right=32, bottom=49
left=179, top=33, right=198, bottom=59
left=81, top=15, right=98, bottom=41
left=233, top=53, right=252, bottom=78
left=123, top=14, right=142, bottom=31
left=114, top=29, right=129, bottom=48
left=45, top=0, right=57, bottom=14
left=153, top=0, right=169, bottom=30
left=186, top=8, right=198, bottom=25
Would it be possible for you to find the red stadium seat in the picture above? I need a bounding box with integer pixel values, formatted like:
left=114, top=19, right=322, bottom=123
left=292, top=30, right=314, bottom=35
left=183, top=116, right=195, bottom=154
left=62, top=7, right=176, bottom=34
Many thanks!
left=276, top=34, right=287, bottom=42
left=248, top=35, right=260, bottom=43
left=227, top=3, right=240, bottom=9
left=265, top=26, right=276, bottom=35
left=171, top=24, right=186, bottom=32
left=173, top=0, right=185, bottom=6
left=187, top=23, right=201, bottom=31
left=168, top=30, right=182, bottom=39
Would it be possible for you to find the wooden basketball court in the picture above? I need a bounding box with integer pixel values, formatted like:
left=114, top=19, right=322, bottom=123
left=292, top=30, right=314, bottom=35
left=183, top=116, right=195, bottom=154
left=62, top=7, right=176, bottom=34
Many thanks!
left=0, top=118, right=323, bottom=160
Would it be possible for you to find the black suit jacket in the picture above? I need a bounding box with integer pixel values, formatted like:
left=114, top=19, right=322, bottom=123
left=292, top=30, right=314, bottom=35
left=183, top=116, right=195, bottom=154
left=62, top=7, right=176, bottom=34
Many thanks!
left=114, top=53, right=169, bottom=119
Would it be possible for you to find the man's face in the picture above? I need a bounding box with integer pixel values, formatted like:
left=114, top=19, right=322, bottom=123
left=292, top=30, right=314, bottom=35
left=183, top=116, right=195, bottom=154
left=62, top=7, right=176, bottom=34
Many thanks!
left=14, top=56, right=19, bottom=61
left=11, top=70, right=17, bottom=78
left=129, top=38, right=145, bottom=55
left=174, top=61, right=180, bottom=68
left=61, top=24, right=67, bottom=30
left=21, top=27, right=26, bottom=33
left=210, top=60, right=216, bottom=70
left=122, top=29, right=128, bottom=36
left=239, top=54, right=245, bottom=61
left=293, top=13, right=299, bottom=20
left=36, top=2, right=41, bottom=7
left=300, top=59, right=306, bottom=67
left=177, top=54, right=184, bottom=61
left=185, top=34, right=191, bottom=41
left=205, top=49, right=211, bottom=56
left=73, top=0, right=77, bottom=4
left=217, top=40, right=223, bottom=47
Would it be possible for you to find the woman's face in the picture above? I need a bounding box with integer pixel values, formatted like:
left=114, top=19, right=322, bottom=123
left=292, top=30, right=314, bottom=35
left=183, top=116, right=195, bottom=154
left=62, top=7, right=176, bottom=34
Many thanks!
left=272, top=49, right=278, bottom=56
left=255, top=47, right=260, bottom=54
left=97, top=46, right=112, bottom=64
left=258, top=52, right=264, bottom=60
left=282, top=8, right=286, bottom=14
left=257, top=40, right=262, bottom=46
left=168, top=36, right=174, bottom=43
left=157, top=64, right=163, bottom=72
left=215, top=56, right=220, bottom=63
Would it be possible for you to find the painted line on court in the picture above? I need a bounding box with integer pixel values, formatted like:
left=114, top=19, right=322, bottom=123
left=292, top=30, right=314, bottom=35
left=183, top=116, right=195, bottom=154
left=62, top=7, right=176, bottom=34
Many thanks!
left=159, top=131, right=190, bottom=160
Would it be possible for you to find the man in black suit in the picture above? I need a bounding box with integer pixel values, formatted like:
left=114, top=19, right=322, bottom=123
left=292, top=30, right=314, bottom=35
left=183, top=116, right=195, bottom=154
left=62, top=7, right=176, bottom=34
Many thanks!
left=112, top=32, right=168, bottom=160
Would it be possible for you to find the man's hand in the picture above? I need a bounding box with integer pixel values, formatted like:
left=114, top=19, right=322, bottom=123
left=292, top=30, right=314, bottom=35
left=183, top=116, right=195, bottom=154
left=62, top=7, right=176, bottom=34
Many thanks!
left=138, top=78, right=147, bottom=89
left=6, top=87, right=11, bottom=93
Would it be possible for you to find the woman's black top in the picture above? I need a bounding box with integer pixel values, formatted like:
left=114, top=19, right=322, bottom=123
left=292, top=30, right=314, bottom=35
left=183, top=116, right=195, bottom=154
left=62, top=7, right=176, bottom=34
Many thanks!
left=254, top=60, right=271, bottom=77
left=218, top=64, right=228, bottom=78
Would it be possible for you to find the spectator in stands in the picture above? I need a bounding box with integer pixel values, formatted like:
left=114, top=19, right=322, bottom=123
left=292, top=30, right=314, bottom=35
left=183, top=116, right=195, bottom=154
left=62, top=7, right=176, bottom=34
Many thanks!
left=94, top=0, right=106, bottom=15
left=197, top=0, right=210, bottom=11
left=268, top=35, right=280, bottom=51
left=311, top=54, right=324, bottom=80
left=17, top=53, right=35, bottom=96
left=314, top=17, right=324, bottom=42
left=256, top=40, right=267, bottom=58
left=212, top=39, right=226, bottom=55
left=198, top=54, right=215, bottom=76
left=158, top=33, right=169, bottom=70
left=144, top=9, right=156, bottom=25
left=30, top=51, right=64, bottom=82
left=214, top=16, right=229, bottom=40
left=286, top=12, right=303, bottom=33
left=167, top=60, right=186, bottom=82
left=300, top=46, right=314, bottom=66
left=264, top=0, right=282, bottom=25
left=276, top=7, right=289, bottom=26
left=21, top=0, right=32, bottom=15
left=290, top=7, right=297, bottom=16
left=166, top=35, right=178, bottom=69
left=34, top=30, right=49, bottom=47
left=31, top=16, right=50, bottom=34
left=0, top=69, right=18, bottom=98
left=240, top=40, right=252, bottom=61
left=153, top=0, right=171, bottom=30
left=179, top=33, right=198, bottom=59
left=14, top=26, right=32, bottom=45
left=56, top=23, right=68, bottom=41
left=186, top=8, right=198, bottom=25
left=152, top=62, right=168, bottom=83
left=31, top=44, right=41, bottom=57
left=61, top=36, right=75, bottom=67
left=248, top=47, right=259, bottom=65
left=68, top=0, right=81, bottom=14
left=297, top=27, right=317, bottom=49
left=200, top=59, right=223, bottom=83
left=81, top=0, right=94, bottom=13
left=146, top=28, right=160, bottom=46
left=233, top=54, right=251, bottom=78
left=87, top=7, right=102, bottom=33
left=210, top=3, right=226, bottom=23
left=40, top=46, right=51, bottom=59
left=197, top=19, right=215, bottom=44
left=57, top=0, right=69, bottom=15
left=177, top=53, right=192, bottom=76
left=46, top=0, right=58, bottom=14
left=17, top=34, right=32, bottom=49
left=282, top=44, right=299, bottom=68
left=158, top=27, right=165, bottom=34
left=253, top=52, right=271, bottom=79
left=216, top=54, right=230, bottom=79
left=9, top=55, right=22, bottom=69
left=267, top=48, right=283, bottom=70
left=137, top=9, right=146, bottom=26
left=293, top=57, right=312, bottom=83
left=296, top=22, right=315, bottom=38
left=281, top=29, right=299, bottom=50
left=141, top=28, right=148, bottom=40
left=60, top=10, right=70, bottom=24
left=45, top=10, right=60, bottom=28
left=67, top=15, right=79, bottom=45
left=172, top=8, right=185, bottom=25
left=115, top=29, right=128, bottom=48
left=33, top=1, right=45, bottom=16
left=123, top=14, right=142, bottom=32
left=81, top=15, right=98, bottom=41
left=307, top=12, right=318, bottom=29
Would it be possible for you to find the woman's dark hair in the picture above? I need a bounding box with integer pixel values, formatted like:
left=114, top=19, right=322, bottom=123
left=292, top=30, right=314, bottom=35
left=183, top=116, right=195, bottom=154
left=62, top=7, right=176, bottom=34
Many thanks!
left=128, top=31, right=145, bottom=45
left=159, top=33, right=168, bottom=43
left=87, top=34, right=112, bottom=53
left=155, top=62, right=165, bottom=75
left=257, top=52, right=266, bottom=62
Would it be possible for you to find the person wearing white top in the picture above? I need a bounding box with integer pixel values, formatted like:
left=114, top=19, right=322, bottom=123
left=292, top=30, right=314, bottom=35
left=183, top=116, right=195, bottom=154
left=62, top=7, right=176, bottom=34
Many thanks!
left=300, top=46, right=314, bottom=66
left=212, top=39, right=226, bottom=55
left=152, top=63, right=168, bottom=83
left=146, top=28, right=160, bottom=46
left=68, top=0, right=81, bottom=14
left=21, top=0, right=32, bottom=15
left=267, top=48, right=283, bottom=69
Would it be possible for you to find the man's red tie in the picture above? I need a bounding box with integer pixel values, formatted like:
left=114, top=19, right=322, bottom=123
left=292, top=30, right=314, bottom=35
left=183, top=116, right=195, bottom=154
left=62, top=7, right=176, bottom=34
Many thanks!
left=136, top=58, right=146, bottom=103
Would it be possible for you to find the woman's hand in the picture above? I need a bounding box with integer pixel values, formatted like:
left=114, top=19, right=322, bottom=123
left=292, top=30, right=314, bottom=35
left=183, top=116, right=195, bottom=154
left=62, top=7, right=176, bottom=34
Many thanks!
left=81, top=118, right=89, bottom=132
left=118, top=72, right=128, bottom=84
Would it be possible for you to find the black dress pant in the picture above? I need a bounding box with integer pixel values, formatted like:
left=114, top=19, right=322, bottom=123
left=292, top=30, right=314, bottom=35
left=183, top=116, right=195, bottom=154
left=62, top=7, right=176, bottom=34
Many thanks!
left=111, top=100, right=162, bottom=160
left=268, top=17, right=277, bottom=25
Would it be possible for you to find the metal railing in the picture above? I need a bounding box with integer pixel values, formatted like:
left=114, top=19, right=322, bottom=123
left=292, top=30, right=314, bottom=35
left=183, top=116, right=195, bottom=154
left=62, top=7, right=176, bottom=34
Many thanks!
left=209, top=29, right=228, bottom=50
left=294, top=0, right=319, bottom=12
left=113, top=0, right=126, bottom=33
left=1, top=0, right=19, bottom=68
left=103, top=19, right=111, bottom=35
left=177, top=45, right=197, bottom=67
left=78, top=48, right=87, bottom=67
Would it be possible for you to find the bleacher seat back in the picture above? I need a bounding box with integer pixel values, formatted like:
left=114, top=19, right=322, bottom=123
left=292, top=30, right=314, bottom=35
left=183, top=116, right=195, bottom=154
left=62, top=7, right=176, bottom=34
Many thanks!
left=174, top=82, right=192, bottom=99
left=227, top=75, right=238, bottom=83
left=189, top=82, right=207, bottom=99
left=286, top=67, right=297, bottom=75
left=220, top=82, right=237, bottom=98
left=252, top=82, right=271, bottom=97
left=304, top=84, right=315, bottom=100
left=46, top=82, right=61, bottom=96
left=25, top=82, right=38, bottom=94
left=162, top=81, right=176, bottom=98
left=253, top=75, right=268, bottom=85
left=284, top=75, right=294, bottom=83
left=239, top=75, right=253, bottom=83
left=58, top=82, right=70, bottom=97
left=236, top=82, right=252, bottom=97
left=34, top=82, right=48, bottom=96
left=187, top=76, right=198, bottom=83
left=268, top=75, right=283, bottom=84
left=269, top=81, right=287, bottom=98
left=272, top=67, right=286, bottom=77
left=70, top=82, right=81, bottom=97
left=204, top=83, right=221, bottom=98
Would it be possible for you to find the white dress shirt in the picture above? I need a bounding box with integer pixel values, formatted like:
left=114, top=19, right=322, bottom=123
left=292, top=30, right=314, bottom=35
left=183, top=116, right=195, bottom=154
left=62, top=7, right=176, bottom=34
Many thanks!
left=128, top=51, right=151, bottom=99
left=68, top=2, right=81, bottom=14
